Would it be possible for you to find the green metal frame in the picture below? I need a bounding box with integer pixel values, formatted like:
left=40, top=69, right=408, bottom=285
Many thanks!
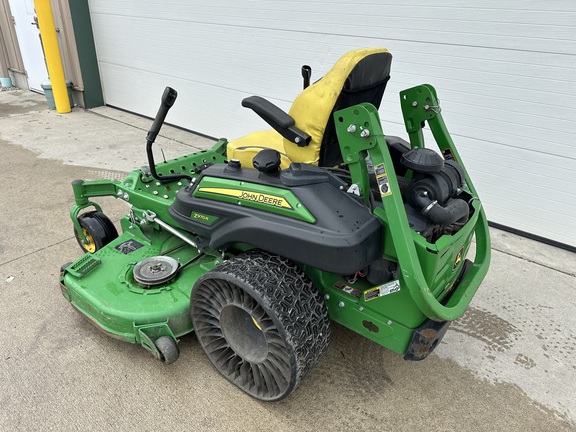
left=61, top=85, right=490, bottom=358
left=62, top=218, right=221, bottom=345
left=333, top=84, right=490, bottom=322
left=71, top=140, right=228, bottom=245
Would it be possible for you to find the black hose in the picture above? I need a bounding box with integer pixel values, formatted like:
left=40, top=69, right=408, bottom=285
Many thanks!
left=414, top=193, right=469, bottom=226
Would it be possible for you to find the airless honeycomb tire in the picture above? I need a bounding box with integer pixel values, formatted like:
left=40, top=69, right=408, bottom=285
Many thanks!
left=191, top=250, right=331, bottom=401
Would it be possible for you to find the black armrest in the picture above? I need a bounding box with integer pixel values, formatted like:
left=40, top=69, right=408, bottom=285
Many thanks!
left=241, top=96, right=311, bottom=147
left=242, top=96, right=293, bottom=128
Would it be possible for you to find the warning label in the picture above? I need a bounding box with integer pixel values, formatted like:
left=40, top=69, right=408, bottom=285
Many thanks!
left=374, top=163, right=392, bottom=197
left=114, top=240, right=144, bottom=255
left=364, top=280, right=401, bottom=301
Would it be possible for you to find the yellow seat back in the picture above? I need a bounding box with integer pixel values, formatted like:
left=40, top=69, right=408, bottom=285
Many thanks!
left=227, top=48, right=392, bottom=168
left=285, top=48, right=391, bottom=166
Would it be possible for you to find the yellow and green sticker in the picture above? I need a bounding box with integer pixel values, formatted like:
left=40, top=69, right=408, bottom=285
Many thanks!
left=374, top=163, right=392, bottom=197
left=194, top=177, right=316, bottom=223
left=190, top=211, right=219, bottom=225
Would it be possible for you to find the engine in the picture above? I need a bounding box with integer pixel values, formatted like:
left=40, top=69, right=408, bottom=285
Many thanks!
left=399, top=147, right=470, bottom=242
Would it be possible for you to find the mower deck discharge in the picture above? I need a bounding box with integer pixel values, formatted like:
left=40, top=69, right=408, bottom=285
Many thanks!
left=60, top=48, right=490, bottom=401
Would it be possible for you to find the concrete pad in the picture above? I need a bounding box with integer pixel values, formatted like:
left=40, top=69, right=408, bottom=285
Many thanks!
left=490, top=228, right=575, bottom=276
left=1, top=244, right=573, bottom=432
left=90, top=105, right=216, bottom=147
left=0, top=91, right=213, bottom=174
left=438, top=246, right=576, bottom=422
left=0, top=138, right=127, bottom=265
left=0, top=90, right=46, bottom=116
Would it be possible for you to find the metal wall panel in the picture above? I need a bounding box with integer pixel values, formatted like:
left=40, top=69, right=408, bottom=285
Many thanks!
left=87, top=0, right=576, bottom=247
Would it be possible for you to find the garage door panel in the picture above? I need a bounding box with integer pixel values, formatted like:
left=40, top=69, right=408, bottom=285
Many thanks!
left=390, top=40, right=576, bottom=71
left=92, top=1, right=576, bottom=54
left=394, top=65, right=576, bottom=98
left=378, top=107, right=575, bottom=160
left=99, top=63, right=292, bottom=140
left=482, top=208, right=574, bottom=243
left=467, top=163, right=573, bottom=204
left=88, top=0, right=576, bottom=247
left=437, top=115, right=574, bottom=159
left=91, top=16, right=333, bottom=104
left=380, top=103, right=576, bottom=156
left=479, top=196, right=576, bottom=233
left=455, top=142, right=575, bottom=174
left=392, top=73, right=574, bottom=111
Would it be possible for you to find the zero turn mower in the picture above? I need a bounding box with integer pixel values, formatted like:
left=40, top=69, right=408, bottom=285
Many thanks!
left=60, top=48, right=490, bottom=401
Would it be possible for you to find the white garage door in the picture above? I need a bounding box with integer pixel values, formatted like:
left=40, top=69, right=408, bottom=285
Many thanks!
left=88, top=0, right=576, bottom=249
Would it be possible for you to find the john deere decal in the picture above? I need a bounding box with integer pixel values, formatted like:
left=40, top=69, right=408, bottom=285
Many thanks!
left=453, top=247, right=464, bottom=271
left=198, top=187, right=292, bottom=209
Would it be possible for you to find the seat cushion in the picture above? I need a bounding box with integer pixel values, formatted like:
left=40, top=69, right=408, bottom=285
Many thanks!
left=226, top=129, right=292, bottom=170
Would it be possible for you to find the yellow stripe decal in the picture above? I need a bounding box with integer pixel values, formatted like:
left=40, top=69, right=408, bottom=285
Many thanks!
left=198, top=187, right=293, bottom=209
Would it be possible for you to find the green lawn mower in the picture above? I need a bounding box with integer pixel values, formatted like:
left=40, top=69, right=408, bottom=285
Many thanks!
left=60, top=48, right=490, bottom=401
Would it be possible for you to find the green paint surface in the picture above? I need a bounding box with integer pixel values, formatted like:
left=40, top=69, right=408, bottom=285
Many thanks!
left=68, top=0, right=104, bottom=108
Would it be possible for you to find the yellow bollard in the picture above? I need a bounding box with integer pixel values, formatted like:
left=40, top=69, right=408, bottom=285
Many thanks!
left=34, top=0, right=71, bottom=113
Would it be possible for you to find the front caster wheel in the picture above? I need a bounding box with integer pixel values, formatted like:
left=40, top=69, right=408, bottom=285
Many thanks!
left=73, top=211, right=118, bottom=253
left=191, top=250, right=331, bottom=401
left=154, top=336, right=180, bottom=365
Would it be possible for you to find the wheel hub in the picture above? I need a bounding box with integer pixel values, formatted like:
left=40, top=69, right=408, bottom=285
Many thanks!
left=220, top=305, right=268, bottom=363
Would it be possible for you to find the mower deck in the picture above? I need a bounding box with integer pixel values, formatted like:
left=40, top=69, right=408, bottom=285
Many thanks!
left=61, top=219, right=219, bottom=346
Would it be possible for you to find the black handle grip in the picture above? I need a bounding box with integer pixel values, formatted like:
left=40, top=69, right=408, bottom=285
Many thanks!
left=301, top=65, right=311, bottom=89
left=145, top=86, right=191, bottom=184
left=146, top=87, right=177, bottom=143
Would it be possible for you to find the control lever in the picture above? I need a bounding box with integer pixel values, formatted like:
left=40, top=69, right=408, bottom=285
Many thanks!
left=301, top=65, right=311, bottom=89
left=146, top=87, right=192, bottom=184
left=147, top=87, right=177, bottom=144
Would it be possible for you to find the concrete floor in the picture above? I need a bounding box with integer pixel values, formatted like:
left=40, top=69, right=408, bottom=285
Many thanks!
left=1, top=90, right=575, bottom=431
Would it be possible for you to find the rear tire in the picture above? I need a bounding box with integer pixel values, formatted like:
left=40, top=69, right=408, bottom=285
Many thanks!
left=191, top=250, right=330, bottom=401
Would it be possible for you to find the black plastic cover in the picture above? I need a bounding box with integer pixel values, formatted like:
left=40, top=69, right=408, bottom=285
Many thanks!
left=343, top=52, right=392, bottom=92
left=169, top=163, right=382, bottom=274
left=319, top=51, right=393, bottom=167
left=401, top=148, right=445, bottom=173
left=404, top=319, right=451, bottom=361
left=253, top=149, right=281, bottom=173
